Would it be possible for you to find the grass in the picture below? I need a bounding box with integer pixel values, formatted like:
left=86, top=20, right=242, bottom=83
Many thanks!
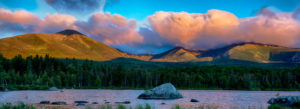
left=97, top=105, right=112, bottom=109
left=268, top=105, right=299, bottom=109
left=96, top=104, right=153, bottom=109
left=0, top=103, right=35, bottom=109
left=171, top=105, right=219, bottom=109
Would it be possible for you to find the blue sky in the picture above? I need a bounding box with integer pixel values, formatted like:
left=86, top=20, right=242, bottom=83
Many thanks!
left=1, top=0, right=299, bottom=21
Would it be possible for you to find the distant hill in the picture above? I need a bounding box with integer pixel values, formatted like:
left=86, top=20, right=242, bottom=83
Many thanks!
left=150, top=47, right=212, bottom=62
left=0, top=30, right=127, bottom=61
left=1, top=30, right=300, bottom=63
left=151, top=42, right=300, bottom=63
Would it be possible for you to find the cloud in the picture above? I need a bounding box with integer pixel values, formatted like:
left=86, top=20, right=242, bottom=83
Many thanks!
left=0, top=9, right=39, bottom=25
left=238, top=12, right=300, bottom=47
left=1, top=8, right=300, bottom=54
left=257, top=7, right=277, bottom=18
left=45, top=0, right=118, bottom=15
left=75, top=12, right=143, bottom=45
left=146, top=8, right=300, bottom=50
left=0, top=9, right=143, bottom=46
left=148, top=10, right=240, bottom=49
left=0, top=9, right=77, bottom=34
left=40, top=13, right=77, bottom=33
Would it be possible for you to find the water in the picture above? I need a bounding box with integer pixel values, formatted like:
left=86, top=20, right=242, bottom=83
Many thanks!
left=0, top=89, right=299, bottom=109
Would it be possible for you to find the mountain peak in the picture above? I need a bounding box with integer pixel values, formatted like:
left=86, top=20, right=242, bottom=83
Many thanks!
left=57, top=29, right=84, bottom=36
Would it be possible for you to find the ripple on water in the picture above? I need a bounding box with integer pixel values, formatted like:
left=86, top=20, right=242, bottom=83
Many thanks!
left=0, top=90, right=299, bottom=109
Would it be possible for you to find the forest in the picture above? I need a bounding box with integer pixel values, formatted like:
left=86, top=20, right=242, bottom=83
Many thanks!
left=0, top=54, right=300, bottom=90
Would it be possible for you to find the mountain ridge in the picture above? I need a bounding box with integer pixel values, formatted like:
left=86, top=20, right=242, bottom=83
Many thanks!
left=1, top=30, right=300, bottom=63
left=0, top=30, right=127, bottom=61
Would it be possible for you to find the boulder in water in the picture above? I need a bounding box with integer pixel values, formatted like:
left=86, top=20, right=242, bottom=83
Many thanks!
left=190, top=99, right=199, bottom=102
left=40, top=101, right=50, bottom=104
left=51, top=101, right=67, bottom=105
left=115, top=101, right=130, bottom=104
left=92, top=102, right=98, bottom=104
left=74, top=101, right=88, bottom=104
left=138, top=83, right=183, bottom=99
left=268, top=96, right=300, bottom=106
left=76, top=103, right=85, bottom=106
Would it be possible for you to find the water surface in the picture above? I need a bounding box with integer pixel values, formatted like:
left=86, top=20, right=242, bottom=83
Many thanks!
left=0, top=90, right=299, bottom=109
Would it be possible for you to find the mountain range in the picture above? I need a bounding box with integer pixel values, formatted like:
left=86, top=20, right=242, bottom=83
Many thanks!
left=1, top=29, right=300, bottom=63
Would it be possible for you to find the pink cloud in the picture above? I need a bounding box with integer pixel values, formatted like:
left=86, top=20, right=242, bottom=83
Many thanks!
left=1, top=8, right=300, bottom=53
left=238, top=12, right=300, bottom=47
left=0, top=9, right=40, bottom=25
left=75, top=12, right=143, bottom=45
left=147, top=9, right=300, bottom=50
left=148, top=10, right=240, bottom=49
left=0, top=8, right=77, bottom=33
left=0, top=9, right=143, bottom=46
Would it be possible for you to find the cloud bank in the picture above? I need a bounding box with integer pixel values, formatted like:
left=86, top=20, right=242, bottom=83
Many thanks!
left=75, top=12, right=143, bottom=45
left=0, top=8, right=300, bottom=54
left=0, top=9, right=76, bottom=34
left=147, top=9, right=300, bottom=50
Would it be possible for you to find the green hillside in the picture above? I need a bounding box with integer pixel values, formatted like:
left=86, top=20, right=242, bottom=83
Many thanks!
left=151, top=47, right=212, bottom=62
left=226, top=43, right=300, bottom=63
left=0, top=30, right=127, bottom=61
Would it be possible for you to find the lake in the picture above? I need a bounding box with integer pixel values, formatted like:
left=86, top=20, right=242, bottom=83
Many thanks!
left=0, top=90, right=299, bottom=109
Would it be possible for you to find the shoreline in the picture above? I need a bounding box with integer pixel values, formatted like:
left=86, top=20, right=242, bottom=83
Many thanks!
left=2, top=89, right=300, bottom=93
left=2, top=87, right=300, bottom=91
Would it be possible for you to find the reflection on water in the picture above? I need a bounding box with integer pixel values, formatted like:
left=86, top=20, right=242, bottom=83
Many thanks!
left=0, top=90, right=299, bottom=109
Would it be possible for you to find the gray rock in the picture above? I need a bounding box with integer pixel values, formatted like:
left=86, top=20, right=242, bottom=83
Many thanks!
left=51, top=101, right=67, bottom=105
left=40, top=101, right=50, bottom=104
left=76, top=103, right=85, bottom=106
left=92, top=102, right=98, bottom=104
left=190, top=99, right=199, bottom=102
left=268, top=96, right=300, bottom=106
left=49, top=87, right=58, bottom=91
left=115, top=101, right=130, bottom=104
left=138, top=83, right=183, bottom=99
left=74, top=101, right=88, bottom=104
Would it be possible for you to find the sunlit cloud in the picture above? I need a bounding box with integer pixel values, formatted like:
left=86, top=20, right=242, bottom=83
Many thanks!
left=0, top=8, right=300, bottom=54
left=148, top=10, right=240, bottom=49
left=0, top=8, right=76, bottom=34
left=0, top=8, right=143, bottom=45
left=75, top=12, right=144, bottom=45
left=147, top=8, right=300, bottom=50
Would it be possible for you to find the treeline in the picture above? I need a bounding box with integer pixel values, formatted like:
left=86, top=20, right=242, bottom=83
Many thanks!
left=0, top=54, right=300, bottom=90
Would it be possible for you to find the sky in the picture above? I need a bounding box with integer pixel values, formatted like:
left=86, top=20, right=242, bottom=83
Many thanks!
left=0, top=0, right=300, bottom=54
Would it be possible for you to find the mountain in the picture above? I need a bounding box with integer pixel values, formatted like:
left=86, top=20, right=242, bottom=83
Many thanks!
left=150, top=47, right=212, bottom=62
left=152, top=42, right=300, bottom=63
left=1, top=30, right=300, bottom=63
left=0, top=30, right=127, bottom=61
left=223, top=42, right=300, bottom=63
